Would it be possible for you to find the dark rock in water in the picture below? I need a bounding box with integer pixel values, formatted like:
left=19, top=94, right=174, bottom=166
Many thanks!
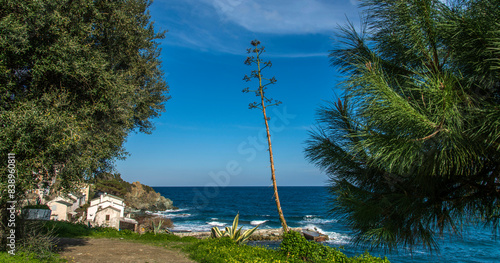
left=125, top=182, right=175, bottom=211
left=302, top=230, right=329, bottom=242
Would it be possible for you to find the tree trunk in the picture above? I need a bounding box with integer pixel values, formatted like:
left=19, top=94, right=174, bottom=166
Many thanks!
left=257, top=59, right=289, bottom=233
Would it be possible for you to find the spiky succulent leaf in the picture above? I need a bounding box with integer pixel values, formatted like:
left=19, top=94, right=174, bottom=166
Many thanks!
left=232, top=213, right=240, bottom=235
left=211, top=227, right=225, bottom=238
left=235, top=225, right=259, bottom=244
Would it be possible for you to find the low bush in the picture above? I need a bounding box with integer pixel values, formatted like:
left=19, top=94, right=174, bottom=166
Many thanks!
left=42, top=220, right=91, bottom=238
left=279, top=231, right=389, bottom=263
left=15, top=220, right=60, bottom=261
left=184, top=231, right=390, bottom=263
left=185, top=237, right=289, bottom=263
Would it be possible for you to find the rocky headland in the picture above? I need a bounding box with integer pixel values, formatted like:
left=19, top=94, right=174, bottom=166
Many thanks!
left=125, top=181, right=175, bottom=211
left=92, top=173, right=176, bottom=212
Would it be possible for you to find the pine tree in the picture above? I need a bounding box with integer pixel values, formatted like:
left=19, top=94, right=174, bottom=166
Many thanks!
left=305, top=0, right=500, bottom=252
left=243, top=40, right=289, bottom=232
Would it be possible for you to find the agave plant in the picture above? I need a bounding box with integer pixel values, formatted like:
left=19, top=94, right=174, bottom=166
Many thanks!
left=210, top=213, right=259, bottom=244
left=210, top=225, right=225, bottom=238
left=151, top=218, right=163, bottom=235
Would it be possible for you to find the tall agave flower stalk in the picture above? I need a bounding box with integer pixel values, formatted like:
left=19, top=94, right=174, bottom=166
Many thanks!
left=242, top=40, right=289, bottom=233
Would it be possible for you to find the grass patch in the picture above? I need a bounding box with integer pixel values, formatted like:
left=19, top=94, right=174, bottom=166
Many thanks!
left=0, top=251, right=65, bottom=262
left=183, top=231, right=390, bottom=263
left=184, top=237, right=289, bottom=263
left=42, top=220, right=92, bottom=238
left=5, top=221, right=389, bottom=263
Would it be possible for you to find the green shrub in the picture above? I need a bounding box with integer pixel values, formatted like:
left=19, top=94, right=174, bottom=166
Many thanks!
left=10, top=221, right=63, bottom=262
left=279, top=231, right=344, bottom=262
left=185, top=237, right=290, bottom=263
left=42, top=220, right=91, bottom=238
left=279, top=231, right=389, bottom=263
left=183, top=230, right=390, bottom=263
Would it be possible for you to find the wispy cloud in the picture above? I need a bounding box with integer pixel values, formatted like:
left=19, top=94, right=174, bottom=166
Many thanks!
left=205, top=0, right=358, bottom=34
left=153, top=0, right=359, bottom=55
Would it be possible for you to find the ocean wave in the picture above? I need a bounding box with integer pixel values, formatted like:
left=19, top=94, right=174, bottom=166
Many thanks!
left=250, top=220, right=269, bottom=226
left=302, top=224, right=351, bottom=245
left=173, top=223, right=212, bottom=232
left=147, top=211, right=193, bottom=219
left=162, top=208, right=189, bottom=213
left=300, top=215, right=338, bottom=225
left=161, top=213, right=192, bottom=219
left=207, top=221, right=226, bottom=227
left=324, top=231, right=351, bottom=245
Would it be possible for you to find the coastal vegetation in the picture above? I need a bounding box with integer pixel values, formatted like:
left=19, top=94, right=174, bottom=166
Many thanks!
left=243, top=40, right=289, bottom=232
left=0, top=220, right=389, bottom=262
left=2, top=0, right=498, bottom=261
left=210, top=213, right=259, bottom=244
left=306, top=0, right=500, bottom=252
left=0, top=0, right=170, bottom=245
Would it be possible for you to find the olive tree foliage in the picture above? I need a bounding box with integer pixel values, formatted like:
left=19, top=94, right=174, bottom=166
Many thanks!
left=305, top=0, right=500, bottom=252
left=0, top=0, right=169, bottom=202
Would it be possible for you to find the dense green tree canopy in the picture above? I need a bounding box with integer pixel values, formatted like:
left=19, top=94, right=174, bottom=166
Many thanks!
left=0, top=0, right=169, bottom=198
left=306, top=0, right=500, bottom=251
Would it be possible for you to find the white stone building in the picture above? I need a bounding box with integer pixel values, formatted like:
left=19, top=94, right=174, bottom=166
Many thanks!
left=87, top=193, right=125, bottom=229
left=47, top=193, right=86, bottom=221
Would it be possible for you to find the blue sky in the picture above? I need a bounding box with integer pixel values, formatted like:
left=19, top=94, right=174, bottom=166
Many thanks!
left=116, top=0, right=361, bottom=186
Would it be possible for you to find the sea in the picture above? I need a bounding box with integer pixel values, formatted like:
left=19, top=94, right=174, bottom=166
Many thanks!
left=152, top=186, right=500, bottom=263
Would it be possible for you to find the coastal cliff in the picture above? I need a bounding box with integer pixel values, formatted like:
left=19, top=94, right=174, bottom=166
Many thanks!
left=92, top=173, right=175, bottom=212
left=125, top=181, right=175, bottom=211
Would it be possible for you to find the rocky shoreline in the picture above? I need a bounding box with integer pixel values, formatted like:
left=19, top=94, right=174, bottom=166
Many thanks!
left=171, top=227, right=329, bottom=242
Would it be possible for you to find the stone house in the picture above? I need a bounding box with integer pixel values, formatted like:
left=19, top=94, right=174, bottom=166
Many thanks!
left=47, top=193, right=86, bottom=221
left=87, top=193, right=125, bottom=229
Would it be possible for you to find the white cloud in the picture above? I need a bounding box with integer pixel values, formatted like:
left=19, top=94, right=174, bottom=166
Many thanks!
left=205, top=0, right=358, bottom=34
left=153, top=0, right=358, bottom=55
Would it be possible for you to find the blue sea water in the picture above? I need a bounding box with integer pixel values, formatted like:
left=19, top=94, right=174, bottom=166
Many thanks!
left=153, top=186, right=500, bottom=262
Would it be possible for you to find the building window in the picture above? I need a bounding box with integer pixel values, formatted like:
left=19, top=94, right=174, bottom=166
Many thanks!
left=52, top=205, right=57, bottom=211
left=106, top=215, right=110, bottom=221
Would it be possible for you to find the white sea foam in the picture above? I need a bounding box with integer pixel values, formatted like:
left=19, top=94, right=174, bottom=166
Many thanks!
left=300, top=215, right=338, bottom=225
left=302, top=224, right=351, bottom=245
left=148, top=211, right=193, bottom=219
left=162, top=208, right=189, bottom=213
left=250, top=220, right=269, bottom=226
left=207, top=221, right=226, bottom=227
left=300, top=218, right=338, bottom=224
left=162, top=213, right=192, bottom=219
left=324, top=231, right=351, bottom=245
left=173, top=223, right=212, bottom=232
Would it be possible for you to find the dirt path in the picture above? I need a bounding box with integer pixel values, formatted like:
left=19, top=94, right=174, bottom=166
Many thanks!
left=56, top=238, right=195, bottom=263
